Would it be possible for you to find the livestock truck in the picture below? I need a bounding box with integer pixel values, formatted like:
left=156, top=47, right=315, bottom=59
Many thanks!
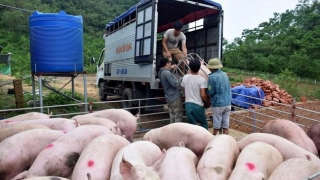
left=95, top=0, right=223, bottom=112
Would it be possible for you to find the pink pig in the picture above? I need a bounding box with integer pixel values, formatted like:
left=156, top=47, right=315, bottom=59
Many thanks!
left=74, top=117, right=121, bottom=135
left=0, top=129, right=65, bottom=180
left=0, top=124, right=49, bottom=142
left=71, top=134, right=130, bottom=180
left=13, top=125, right=114, bottom=179
left=197, top=135, right=239, bottom=180
left=237, top=133, right=320, bottom=166
left=229, top=142, right=283, bottom=180
left=262, top=119, right=318, bottom=156
left=2, top=112, right=52, bottom=122
left=72, top=109, right=138, bottom=142
left=268, top=158, right=320, bottom=180
left=157, top=144, right=198, bottom=180
left=0, top=118, right=78, bottom=132
left=110, top=141, right=166, bottom=180
left=142, top=122, right=214, bottom=156
left=23, top=177, right=69, bottom=180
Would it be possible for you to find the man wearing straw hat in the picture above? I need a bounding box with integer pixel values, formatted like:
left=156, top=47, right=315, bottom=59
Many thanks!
left=206, top=58, right=232, bottom=135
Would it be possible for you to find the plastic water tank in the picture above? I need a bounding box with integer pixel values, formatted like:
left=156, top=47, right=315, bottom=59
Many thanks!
left=29, top=11, right=84, bottom=74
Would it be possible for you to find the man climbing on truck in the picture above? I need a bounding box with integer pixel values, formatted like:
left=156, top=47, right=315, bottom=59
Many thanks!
left=162, top=20, right=188, bottom=73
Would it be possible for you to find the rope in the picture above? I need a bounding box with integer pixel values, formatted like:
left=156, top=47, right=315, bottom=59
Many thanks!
left=0, top=3, right=33, bottom=13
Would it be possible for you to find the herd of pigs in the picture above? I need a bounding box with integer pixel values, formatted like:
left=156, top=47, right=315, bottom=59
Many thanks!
left=0, top=109, right=320, bottom=180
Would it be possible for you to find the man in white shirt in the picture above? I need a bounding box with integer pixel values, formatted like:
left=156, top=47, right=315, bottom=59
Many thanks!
left=162, top=20, right=187, bottom=72
left=181, top=59, right=210, bottom=129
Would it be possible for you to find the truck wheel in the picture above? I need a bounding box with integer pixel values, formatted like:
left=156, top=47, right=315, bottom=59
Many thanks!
left=99, top=81, right=107, bottom=101
left=122, top=88, right=137, bottom=113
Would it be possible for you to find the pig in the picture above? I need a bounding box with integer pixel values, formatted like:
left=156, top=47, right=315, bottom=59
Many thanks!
left=237, top=133, right=320, bottom=166
left=142, top=122, right=214, bottom=156
left=157, top=144, right=198, bottom=180
left=0, top=129, right=65, bottom=180
left=228, top=142, right=283, bottom=180
left=0, top=124, right=49, bottom=142
left=72, top=109, right=138, bottom=142
left=197, top=135, right=240, bottom=180
left=0, top=118, right=79, bottom=132
left=23, top=177, right=69, bottom=180
left=71, top=134, right=130, bottom=180
left=262, top=119, right=318, bottom=156
left=307, top=122, right=320, bottom=156
left=74, top=117, right=121, bottom=135
left=268, top=158, right=320, bottom=180
left=110, top=141, right=166, bottom=180
left=2, top=112, right=52, bottom=122
left=13, top=125, right=114, bottom=179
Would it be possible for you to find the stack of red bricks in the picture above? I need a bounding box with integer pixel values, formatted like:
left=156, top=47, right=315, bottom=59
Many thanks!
left=231, top=77, right=293, bottom=107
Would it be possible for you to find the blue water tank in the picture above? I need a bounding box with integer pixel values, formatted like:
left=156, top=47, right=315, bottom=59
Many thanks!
left=29, top=11, right=84, bottom=74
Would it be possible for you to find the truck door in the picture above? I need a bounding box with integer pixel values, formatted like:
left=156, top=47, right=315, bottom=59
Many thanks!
left=134, top=0, right=156, bottom=64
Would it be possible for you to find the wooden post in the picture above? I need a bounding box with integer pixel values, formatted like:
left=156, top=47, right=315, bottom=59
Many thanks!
left=13, top=79, right=24, bottom=108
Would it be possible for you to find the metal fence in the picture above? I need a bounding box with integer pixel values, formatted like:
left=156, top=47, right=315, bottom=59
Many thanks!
left=0, top=94, right=320, bottom=179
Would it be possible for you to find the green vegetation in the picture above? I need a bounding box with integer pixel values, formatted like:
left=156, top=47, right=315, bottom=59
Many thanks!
left=0, top=0, right=139, bottom=77
left=223, top=0, right=320, bottom=80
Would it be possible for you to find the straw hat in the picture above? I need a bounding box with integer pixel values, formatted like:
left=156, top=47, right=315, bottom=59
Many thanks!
left=206, top=58, right=223, bottom=69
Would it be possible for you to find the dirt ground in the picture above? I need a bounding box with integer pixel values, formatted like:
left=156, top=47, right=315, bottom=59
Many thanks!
left=0, top=74, right=99, bottom=99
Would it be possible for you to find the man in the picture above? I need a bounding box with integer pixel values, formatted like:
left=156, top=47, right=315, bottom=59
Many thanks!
left=158, top=57, right=183, bottom=123
left=181, top=59, right=210, bottom=129
left=206, top=58, right=232, bottom=135
left=162, top=20, right=187, bottom=72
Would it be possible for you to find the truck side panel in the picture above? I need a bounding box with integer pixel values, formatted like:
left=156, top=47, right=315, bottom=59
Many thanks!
left=104, top=23, right=153, bottom=82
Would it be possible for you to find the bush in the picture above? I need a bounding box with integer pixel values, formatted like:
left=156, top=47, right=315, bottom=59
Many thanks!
left=273, top=69, right=299, bottom=98
left=43, top=91, right=82, bottom=113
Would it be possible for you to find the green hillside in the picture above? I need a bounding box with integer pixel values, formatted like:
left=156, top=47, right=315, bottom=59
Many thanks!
left=0, top=0, right=139, bottom=77
left=1, top=0, right=320, bottom=80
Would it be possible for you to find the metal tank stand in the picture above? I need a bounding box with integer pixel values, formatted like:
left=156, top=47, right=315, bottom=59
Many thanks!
left=31, top=72, right=88, bottom=113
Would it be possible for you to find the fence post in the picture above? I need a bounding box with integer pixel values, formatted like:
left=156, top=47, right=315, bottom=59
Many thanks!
left=254, top=71, right=255, bottom=76
left=291, top=100, right=296, bottom=121
left=315, top=79, right=316, bottom=84
left=138, top=100, right=141, bottom=130
left=298, top=77, right=300, bottom=82
left=268, top=72, right=269, bottom=78
left=251, top=109, right=256, bottom=133
left=242, top=70, right=243, bottom=74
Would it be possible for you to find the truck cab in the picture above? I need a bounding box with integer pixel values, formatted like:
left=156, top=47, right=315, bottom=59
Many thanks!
left=96, top=0, right=223, bottom=112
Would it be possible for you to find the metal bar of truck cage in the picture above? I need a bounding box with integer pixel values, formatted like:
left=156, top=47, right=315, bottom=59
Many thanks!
left=303, top=171, right=320, bottom=180
left=174, top=0, right=221, bottom=10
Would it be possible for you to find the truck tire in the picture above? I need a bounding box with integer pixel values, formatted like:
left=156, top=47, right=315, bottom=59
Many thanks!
left=122, top=88, right=137, bottom=114
left=99, top=81, right=107, bottom=101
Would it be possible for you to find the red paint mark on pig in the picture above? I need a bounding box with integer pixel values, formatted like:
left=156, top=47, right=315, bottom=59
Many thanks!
left=46, top=144, right=54, bottom=148
left=63, top=131, right=67, bottom=134
left=4, top=121, right=11, bottom=123
left=245, top=162, right=255, bottom=171
left=87, top=160, right=94, bottom=167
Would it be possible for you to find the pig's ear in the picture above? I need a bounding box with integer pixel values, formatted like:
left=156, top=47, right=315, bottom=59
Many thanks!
left=179, top=142, right=185, bottom=147
left=48, top=112, right=53, bottom=117
left=152, top=149, right=166, bottom=172
left=146, top=136, right=153, bottom=143
left=120, top=155, right=133, bottom=179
